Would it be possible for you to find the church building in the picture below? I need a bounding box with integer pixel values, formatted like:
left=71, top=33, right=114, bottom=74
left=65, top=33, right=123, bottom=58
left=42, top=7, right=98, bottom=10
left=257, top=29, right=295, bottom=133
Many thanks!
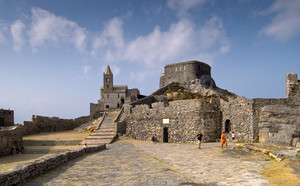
left=90, top=65, right=142, bottom=119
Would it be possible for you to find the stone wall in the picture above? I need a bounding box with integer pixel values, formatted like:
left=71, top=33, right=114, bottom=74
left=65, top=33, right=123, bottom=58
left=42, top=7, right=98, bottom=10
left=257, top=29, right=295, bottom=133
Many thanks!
left=220, top=97, right=256, bottom=142
left=23, top=115, right=90, bottom=136
left=0, top=109, right=14, bottom=126
left=125, top=99, right=222, bottom=143
left=0, top=144, right=106, bottom=185
left=0, top=125, right=23, bottom=157
left=220, top=95, right=300, bottom=145
left=255, top=98, right=300, bottom=146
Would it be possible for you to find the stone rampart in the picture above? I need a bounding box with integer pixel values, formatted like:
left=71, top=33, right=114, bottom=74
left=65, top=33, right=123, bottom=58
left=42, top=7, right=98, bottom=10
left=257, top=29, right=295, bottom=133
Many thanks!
left=0, top=144, right=106, bottom=186
left=254, top=98, right=300, bottom=146
left=23, top=115, right=90, bottom=136
left=125, top=99, right=222, bottom=143
left=0, top=125, right=23, bottom=157
left=220, top=97, right=256, bottom=142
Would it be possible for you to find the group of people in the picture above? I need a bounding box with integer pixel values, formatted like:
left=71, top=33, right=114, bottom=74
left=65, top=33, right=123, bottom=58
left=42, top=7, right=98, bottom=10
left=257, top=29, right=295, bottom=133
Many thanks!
left=151, top=131, right=235, bottom=150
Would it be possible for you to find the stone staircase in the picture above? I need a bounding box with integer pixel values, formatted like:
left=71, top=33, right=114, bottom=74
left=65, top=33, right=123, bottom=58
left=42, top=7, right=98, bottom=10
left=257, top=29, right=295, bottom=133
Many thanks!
left=82, top=111, right=118, bottom=146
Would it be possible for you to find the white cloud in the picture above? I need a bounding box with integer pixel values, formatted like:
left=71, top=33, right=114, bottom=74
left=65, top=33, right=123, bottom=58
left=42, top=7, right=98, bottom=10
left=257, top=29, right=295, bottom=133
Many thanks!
left=82, top=66, right=91, bottom=75
left=92, top=17, right=124, bottom=56
left=28, top=7, right=87, bottom=51
left=125, top=17, right=229, bottom=67
left=0, top=20, right=7, bottom=44
left=11, top=20, right=25, bottom=51
left=167, top=0, right=208, bottom=18
left=260, top=0, right=300, bottom=42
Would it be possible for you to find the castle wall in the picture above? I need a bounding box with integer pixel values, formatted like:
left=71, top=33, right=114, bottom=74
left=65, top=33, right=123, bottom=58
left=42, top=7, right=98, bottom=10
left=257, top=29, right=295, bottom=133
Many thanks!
left=220, top=97, right=256, bottom=142
left=90, top=102, right=104, bottom=120
left=0, top=109, right=14, bottom=126
left=125, top=99, right=222, bottom=143
left=23, top=115, right=89, bottom=136
left=255, top=99, right=300, bottom=145
left=160, top=61, right=211, bottom=87
left=0, top=125, right=23, bottom=156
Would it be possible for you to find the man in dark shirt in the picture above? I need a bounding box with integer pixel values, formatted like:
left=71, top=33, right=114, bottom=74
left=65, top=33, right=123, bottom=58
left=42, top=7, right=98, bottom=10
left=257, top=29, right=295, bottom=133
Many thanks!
left=197, top=131, right=203, bottom=149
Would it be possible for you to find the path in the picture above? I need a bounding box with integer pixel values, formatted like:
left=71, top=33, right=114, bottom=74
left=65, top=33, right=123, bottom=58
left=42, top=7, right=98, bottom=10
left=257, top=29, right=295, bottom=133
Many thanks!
left=24, top=142, right=192, bottom=185
left=24, top=140, right=271, bottom=185
left=82, top=111, right=118, bottom=146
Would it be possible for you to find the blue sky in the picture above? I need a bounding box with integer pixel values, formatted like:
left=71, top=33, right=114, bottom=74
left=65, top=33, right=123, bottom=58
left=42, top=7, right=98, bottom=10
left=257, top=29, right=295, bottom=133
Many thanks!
left=0, top=0, right=299, bottom=124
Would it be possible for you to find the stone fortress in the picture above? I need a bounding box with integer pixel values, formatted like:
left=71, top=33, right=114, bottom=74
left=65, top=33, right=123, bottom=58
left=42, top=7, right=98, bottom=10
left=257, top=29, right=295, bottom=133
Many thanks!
left=0, top=60, right=299, bottom=157
left=115, top=60, right=300, bottom=147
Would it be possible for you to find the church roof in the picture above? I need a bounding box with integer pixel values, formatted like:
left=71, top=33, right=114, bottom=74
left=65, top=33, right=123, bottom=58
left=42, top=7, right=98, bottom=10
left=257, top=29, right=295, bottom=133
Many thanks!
left=104, top=65, right=113, bottom=75
left=100, top=85, right=128, bottom=92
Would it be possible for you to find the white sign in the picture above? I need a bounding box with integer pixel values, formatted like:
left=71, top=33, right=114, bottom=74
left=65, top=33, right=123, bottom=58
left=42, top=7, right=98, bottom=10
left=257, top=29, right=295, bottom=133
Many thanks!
left=163, top=119, right=169, bottom=124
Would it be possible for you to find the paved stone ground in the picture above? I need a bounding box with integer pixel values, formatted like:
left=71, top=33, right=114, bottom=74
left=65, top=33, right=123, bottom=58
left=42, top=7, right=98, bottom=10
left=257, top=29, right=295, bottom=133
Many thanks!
left=24, top=142, right=193, bottom=186
left=131, top=141, right=270, bottom=185
left=24, top=140, right=271, bottom=186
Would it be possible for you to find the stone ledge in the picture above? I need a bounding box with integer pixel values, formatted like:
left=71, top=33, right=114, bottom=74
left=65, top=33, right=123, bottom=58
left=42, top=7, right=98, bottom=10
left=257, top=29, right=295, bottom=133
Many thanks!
left=0, top=144, right=106, bottom=186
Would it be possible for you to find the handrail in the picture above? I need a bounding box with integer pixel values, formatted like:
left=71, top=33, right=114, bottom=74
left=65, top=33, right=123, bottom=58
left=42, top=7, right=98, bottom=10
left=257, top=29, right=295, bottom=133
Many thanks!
left=96, top=112, right=106, bottom=130
left=113, top=106, right=124, bottom=123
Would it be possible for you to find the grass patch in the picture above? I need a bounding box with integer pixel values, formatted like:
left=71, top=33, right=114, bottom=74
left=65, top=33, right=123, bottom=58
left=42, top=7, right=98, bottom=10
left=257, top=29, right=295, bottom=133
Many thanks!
left=234, top=145, right=244, bottom=150
left=295, top=154, right=300, bottom=158
left=260, top=159, right=300, bottom=185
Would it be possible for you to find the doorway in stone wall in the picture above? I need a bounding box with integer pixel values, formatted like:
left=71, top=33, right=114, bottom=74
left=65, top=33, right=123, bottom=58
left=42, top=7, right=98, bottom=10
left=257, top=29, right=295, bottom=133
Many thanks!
left=0, top=117, right=4, bottom=126
left=163, top=127, right=168, bottom=142
left=225, top=119, right=231, bottom=133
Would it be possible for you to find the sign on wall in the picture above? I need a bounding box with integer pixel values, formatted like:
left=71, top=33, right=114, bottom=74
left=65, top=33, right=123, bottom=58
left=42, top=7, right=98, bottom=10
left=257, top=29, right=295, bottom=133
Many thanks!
left=163, top=119, right=169, bottom=124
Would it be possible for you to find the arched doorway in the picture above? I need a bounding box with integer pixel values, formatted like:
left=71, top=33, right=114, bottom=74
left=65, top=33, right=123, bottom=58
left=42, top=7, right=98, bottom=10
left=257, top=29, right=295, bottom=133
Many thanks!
left=121, top=97, right=125, bottom=104
left=106, top=105, right=110, bottom=109
left=225, top=119, right=231, bottom=133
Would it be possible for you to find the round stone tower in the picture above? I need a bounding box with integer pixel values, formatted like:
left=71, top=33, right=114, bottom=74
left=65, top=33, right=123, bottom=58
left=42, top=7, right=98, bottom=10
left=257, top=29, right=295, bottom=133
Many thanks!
left=160, top=60, right=213, bottom=88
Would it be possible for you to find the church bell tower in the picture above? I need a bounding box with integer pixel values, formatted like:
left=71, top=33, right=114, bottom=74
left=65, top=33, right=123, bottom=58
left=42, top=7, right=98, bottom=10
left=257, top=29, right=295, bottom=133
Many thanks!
left=103, top=65, right=113, bottom=93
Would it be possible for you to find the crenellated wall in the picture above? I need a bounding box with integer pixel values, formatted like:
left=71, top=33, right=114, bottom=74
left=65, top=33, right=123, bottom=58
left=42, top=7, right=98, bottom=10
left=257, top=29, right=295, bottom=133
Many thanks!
left=125, top=98, right=222, bottom=143
left=23, top=115, right=89, bottom=136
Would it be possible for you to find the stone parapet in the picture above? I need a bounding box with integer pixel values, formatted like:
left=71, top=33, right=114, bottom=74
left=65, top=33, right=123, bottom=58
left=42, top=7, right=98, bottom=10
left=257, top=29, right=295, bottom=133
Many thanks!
left=23, top=115, right=89, bottom=136
left=0, top=144, right=106, bottom=186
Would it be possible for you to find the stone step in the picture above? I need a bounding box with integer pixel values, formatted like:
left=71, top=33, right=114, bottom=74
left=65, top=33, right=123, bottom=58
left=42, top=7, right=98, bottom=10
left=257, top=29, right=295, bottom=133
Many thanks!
left=85, top=136, right=115, bottom=140
left=81, top=139, right=112, bottom=145
left=23, top=140, right=82, bottom=146
left=24, top=146, right=77, bottom=154
left=93, top=127, right=116, bottom=132
left=89, top=133, right=115, bottom=136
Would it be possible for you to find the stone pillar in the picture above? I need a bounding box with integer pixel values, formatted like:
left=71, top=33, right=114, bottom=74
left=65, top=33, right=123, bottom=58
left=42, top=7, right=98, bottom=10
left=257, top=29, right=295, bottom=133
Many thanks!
left=286, top=73, right=298, bottom=98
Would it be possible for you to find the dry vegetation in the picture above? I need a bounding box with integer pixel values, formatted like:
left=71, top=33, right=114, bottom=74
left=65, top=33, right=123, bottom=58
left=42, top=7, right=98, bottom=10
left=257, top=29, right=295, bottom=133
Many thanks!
left=260, top=159, right=300, bottom=185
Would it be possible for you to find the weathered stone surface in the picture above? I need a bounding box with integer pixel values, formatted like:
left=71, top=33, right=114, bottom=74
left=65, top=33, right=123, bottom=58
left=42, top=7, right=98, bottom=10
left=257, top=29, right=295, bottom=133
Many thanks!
left=125, top=99, right=222, bottom=143
left=0, top=144, right=106, bottom=186
left=22, top=115, right=89, bottom=135
left=0, top=125, right=23, bottom=157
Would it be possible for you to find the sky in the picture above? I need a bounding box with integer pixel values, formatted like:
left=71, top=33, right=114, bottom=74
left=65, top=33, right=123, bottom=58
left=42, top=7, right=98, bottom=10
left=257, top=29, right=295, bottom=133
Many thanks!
left=0, top=0, right=299, bottom=124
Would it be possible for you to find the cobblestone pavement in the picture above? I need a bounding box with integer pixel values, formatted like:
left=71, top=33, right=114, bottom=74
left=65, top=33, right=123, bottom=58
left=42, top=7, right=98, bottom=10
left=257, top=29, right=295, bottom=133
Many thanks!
left=24, top=142, right=194, bottom=186
left=25, top=141, right=270, bottom=186
left=131, top=141, right=270, bottom=185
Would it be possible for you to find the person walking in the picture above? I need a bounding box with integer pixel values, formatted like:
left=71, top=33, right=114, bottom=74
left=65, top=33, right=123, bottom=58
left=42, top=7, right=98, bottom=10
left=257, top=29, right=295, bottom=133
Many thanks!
left=231, top=132, right=235, bottom=142
left=197, top=131, right=203, bottom=149
left=221, top=132, right=227, bottom=149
